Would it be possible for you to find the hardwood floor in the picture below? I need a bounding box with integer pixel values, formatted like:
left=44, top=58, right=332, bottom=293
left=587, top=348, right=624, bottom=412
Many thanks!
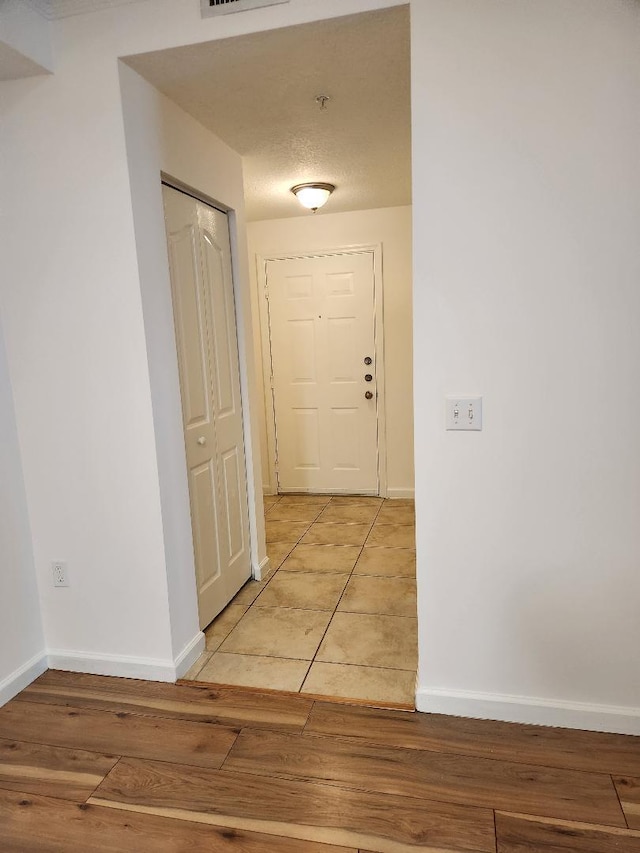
left=2, top=669, right=640, bottom=851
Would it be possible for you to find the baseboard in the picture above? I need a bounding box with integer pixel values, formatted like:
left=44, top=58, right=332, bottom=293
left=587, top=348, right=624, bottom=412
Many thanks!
left=173, top=632, right=205, bottom=679
left=47, top=649, right=179, bottom=683
left=254, top=554, right=269, bottom=582
left=416, top=686, right=640, bottom=736
left=385, top=487, right=415, bottom=499
left=0, top=651, right=48, bottom=708
left=262, top=486, right=277, bottom=496
left=9, top=636, right=205, bottom=689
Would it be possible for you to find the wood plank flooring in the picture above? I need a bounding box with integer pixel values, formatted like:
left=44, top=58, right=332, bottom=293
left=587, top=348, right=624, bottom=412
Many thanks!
left=0, top=700, right=238, bottom=770
left=16, top=669, right=313, bottom=731
left=90, top=757, right=494, bottom=853
left=0, top=788, right=355, bottom=853
left=2, top=670, right=640, bottom=851
left=306, top=701, right=640, bottom=775
left=223, top=728, right=626, bottom=825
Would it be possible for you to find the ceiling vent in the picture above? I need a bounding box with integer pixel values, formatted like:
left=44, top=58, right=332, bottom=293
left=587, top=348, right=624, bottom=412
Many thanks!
left=201, top=0, right=290, bottom=18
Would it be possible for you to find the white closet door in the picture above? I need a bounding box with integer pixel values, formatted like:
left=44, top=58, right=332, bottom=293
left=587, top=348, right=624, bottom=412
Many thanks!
left=163, top=185, right=250, bottom=629
left=266, top=252, right=379, bottom=494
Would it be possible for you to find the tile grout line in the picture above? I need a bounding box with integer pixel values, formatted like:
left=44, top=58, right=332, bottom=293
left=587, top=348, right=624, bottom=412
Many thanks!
left=209, top=527, right=309, bottom=670
left=245, top=602, right=416, bottom=618
left=298, top=657, right=317, bottom=695
left=278, top=497, right=416, bottom=696
left=190, top=647, right=416, bottom=674
left=212, top=495, right=415, bottom=699
left=330, top=608, right=418, bottom=619
left=201, top=505, right=297, bottom=674
left=299, top=498, right=417, bottom=699
left=299, top=500, right=383, bottom=695
left=211, top=506, right=330, bottom=684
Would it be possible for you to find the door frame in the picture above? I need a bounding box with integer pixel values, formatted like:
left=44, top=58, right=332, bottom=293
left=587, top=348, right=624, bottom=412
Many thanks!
left=256, top=243, right=388, bottom=497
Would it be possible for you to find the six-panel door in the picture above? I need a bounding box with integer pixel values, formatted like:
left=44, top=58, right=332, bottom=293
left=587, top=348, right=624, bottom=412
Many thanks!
left=266, top=252, right=379, bottom=494
left=163, top=185, right=251, bottom=629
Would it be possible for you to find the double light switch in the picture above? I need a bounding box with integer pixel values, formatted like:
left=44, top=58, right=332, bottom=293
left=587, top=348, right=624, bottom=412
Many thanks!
left=446, top=397, right=482, bottom=431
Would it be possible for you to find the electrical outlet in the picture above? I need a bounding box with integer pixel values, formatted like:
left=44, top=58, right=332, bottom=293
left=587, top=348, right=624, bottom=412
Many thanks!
left=52, top=561, right=69, bottom=587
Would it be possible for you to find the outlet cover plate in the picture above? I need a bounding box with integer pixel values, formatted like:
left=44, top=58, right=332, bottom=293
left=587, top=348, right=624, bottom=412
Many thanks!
left=52, top=561, right=69, bottom=587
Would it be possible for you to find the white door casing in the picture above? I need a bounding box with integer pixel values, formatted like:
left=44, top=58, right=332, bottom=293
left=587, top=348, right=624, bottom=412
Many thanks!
left=265, top=251, right=380, bottom=494
left=163, top=185, right=251, bottom=629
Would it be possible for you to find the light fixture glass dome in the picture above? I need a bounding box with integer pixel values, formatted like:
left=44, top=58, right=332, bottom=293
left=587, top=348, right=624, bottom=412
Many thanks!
left=291, top=182, right=335, bottom=211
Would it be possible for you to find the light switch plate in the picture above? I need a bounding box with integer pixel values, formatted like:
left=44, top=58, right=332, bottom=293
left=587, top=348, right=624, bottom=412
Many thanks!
left=446, top=397, right=482, bottom=430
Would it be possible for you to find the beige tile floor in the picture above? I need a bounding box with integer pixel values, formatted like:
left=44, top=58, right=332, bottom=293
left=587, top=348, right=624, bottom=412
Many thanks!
left=183, top=494, right=417, bottom=706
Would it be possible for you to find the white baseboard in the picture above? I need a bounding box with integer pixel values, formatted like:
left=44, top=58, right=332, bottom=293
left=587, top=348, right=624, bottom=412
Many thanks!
left=174, top=632, right=205, bottom=679
left=385, top=487, right=415, bottom=499
left=0, top=651, right=48, bottom=708
left=416, top=686, right=640, bottom=736
left=47, top=649, right=179, bottom=683
left=262, top=485, right=277, bottom=496
left=2, top=634, right=207, bottom=695
left=254, top=555, right=269, bottom=582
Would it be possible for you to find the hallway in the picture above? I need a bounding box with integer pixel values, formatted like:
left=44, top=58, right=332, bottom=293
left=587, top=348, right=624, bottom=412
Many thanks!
left=184, top=494, right=417, bottom=706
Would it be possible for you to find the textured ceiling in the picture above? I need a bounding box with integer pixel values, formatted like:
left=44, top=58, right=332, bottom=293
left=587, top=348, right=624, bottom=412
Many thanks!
left=124, top=7, right=411, bottom=221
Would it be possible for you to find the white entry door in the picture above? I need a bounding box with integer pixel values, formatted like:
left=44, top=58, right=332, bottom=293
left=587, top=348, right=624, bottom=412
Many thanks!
left=266, top=251, right=379, bottom=494
left=163, top=185, right=251, bottom=629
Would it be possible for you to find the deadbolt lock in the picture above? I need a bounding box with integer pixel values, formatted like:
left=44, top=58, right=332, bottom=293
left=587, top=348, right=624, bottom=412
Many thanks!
left=364, top=356, right=372, bottom=365
left=365, top=374, right=373, bottom=381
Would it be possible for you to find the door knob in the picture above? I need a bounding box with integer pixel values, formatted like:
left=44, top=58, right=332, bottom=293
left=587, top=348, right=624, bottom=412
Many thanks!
left=365, top=374, right=373, bottom=382
left=365, top=391, right=373, bottom=400
left=197, top=436, right=206, bottom=446
left=364, top=356, right=372, bottom=365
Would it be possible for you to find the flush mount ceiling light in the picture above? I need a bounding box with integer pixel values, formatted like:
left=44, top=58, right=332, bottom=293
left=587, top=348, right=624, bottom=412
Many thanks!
left=291, top=182, right=335, bottom=212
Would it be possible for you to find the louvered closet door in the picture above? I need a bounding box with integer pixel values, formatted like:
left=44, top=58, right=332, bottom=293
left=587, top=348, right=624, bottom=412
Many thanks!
left=163, top=185, right=250, bottom=629
left=266, top=252, right=379, bottom=494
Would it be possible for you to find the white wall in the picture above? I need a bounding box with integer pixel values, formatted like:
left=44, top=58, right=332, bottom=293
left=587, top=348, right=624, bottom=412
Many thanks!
left=0, top=319, right=46, bottom=704
left=2, top=0, right=639, bottom=733
left=0, top=0, right=398, bottom=683
left=413, top=0, right=640, bottom=733
left=247, top=207, right=413, bottom=497
left=119, top=62, right=267, bottom=650
left=0, top=23, right=176, bottom=679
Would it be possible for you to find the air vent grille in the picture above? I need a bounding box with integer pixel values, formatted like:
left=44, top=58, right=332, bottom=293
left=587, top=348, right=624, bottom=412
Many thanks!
left=201, top=0, right=290, bottom=17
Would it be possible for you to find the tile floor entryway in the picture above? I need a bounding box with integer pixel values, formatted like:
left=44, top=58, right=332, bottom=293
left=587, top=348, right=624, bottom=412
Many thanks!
left=183, top=494, right=417, bottom=706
